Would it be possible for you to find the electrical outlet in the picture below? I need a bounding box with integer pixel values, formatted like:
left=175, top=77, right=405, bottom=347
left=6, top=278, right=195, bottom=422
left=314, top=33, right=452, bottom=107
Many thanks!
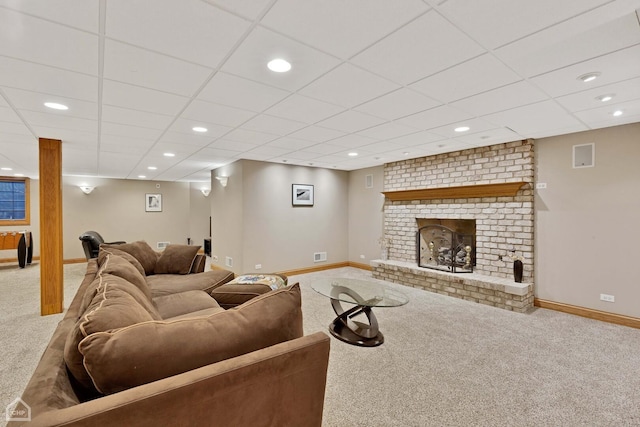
left=536, top=182, right=547, bottom=189
left=600, top=294, right=615, bottom=303
left=212, top=255, right=218, bottom=261
left=255, top=264, right=262, bottom=270
left=225, top=256, right=233, bottom=268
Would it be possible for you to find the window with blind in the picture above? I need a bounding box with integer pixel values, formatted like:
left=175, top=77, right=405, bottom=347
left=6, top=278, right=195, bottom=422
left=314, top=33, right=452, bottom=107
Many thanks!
left=0, top=177, right=30, bottom=226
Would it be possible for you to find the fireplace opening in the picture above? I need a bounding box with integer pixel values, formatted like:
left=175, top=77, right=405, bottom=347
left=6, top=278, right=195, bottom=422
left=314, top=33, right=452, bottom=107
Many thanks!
left=416, top=219, right=475, bottom=273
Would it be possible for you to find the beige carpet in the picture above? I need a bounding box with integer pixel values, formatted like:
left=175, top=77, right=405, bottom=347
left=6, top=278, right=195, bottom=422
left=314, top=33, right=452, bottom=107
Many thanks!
left=2, top=263, right=640, bottom=426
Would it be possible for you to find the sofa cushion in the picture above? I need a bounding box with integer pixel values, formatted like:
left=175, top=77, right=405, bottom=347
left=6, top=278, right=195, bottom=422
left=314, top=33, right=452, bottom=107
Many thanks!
left=101, top=241, right=158, bottom=275
left=212, top=274, right=288, bottom=309
left=163, top=306, right=226, bottom=321
left=78, top=283, right=303, bottom=394
left=64, top=274, right=161, bottom=392
left=154, top=244, right=201, bottom=275
left=146, top=269, right=234, bottom=298
left=97, top=247, right=145, bottom=277
left=152, top=290, right=221, bottom=319
left=98, top=253, right=151, bottom=301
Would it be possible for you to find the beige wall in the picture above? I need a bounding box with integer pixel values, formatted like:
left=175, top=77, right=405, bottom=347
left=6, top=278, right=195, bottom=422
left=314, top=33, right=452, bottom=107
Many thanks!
left=0, top=178, right=40, bottom=260
left=62, top=177, right=195, bottom=259
left=347, top=166, right=385, bottom=264
left=535, top=122, right=640, bottom=317
left=211, top=160, right=348, bottom=274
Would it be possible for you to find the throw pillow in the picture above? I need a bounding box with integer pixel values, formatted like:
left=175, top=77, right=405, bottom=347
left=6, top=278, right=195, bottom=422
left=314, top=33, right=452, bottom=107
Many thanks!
left=101, top=241, right=159, bottom=275
left=98, top=253, right=151, bottom=300
left=79, top=283, right=303, bottom=394
left=98, top=247, right=145, bottom=277
left=154, top=244, right=201, bottom=275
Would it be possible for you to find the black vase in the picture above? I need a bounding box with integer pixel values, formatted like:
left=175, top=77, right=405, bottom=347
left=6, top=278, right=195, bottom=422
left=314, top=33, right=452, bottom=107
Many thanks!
left=513, top=260, right=523, bottom=283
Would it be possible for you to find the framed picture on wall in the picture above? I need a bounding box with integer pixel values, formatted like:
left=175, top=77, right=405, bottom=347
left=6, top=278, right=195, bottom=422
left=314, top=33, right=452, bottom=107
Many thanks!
left=145, top=193, right=162, bottom=212
left=292, top=184, right=314, bottom=206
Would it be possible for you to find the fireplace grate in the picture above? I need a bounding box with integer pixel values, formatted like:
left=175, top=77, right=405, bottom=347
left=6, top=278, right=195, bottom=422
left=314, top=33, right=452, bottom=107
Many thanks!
left=416, top=225, right=474, bottom=273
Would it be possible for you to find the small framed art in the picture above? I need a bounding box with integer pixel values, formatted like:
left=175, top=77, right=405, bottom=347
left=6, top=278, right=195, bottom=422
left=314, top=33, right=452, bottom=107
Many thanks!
left=145, top=193, right=162, bottom=212
left=292, top=184, right=314, bottom=206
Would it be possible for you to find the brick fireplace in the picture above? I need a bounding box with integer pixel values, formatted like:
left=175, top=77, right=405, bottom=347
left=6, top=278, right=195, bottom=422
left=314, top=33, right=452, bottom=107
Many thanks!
left=372, top=140, right=535, bottom=312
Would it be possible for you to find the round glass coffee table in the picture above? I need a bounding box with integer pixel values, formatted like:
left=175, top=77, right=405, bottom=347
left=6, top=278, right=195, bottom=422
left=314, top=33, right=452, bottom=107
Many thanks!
left=311, top=277, right=409, bottom=347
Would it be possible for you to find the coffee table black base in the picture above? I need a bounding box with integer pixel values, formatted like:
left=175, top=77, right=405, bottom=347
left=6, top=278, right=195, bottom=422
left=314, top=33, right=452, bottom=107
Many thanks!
left=329, top=319, right=384, bottom=347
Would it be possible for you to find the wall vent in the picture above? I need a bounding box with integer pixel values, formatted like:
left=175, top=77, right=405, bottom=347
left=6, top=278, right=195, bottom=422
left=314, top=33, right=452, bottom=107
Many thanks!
left=365, top=174, right=373, bottom=189
left=225, top=256, right=233, bottom=268
left=157, top=241, right=170, bottom=249
left=314, top=252, right=327, bottom=263
left=573, top=143, right=595, bottom=168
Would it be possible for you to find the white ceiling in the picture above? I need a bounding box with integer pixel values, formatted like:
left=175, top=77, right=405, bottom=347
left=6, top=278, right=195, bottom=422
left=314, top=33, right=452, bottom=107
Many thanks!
left=0, top=0, right=639, bottom=183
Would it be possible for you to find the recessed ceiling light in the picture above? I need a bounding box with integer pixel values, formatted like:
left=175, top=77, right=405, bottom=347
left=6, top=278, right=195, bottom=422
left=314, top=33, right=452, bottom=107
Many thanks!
left=192, top=126, right=207, bottom=133
left=596, top=94, right=615, bottom=102
left=1, top=167, right=12, bottom=171
left=138, top=175, right=146, bottom=179
left=454, top=126, right=470, bottom=132
left=44, top=102, right=68, bottom=110
left=267, top=58, right=291, bottom=73
left=577, top=72, right=600, bottom=83
left=403, top=152, right=410, bottom=156
left=348, top=152, right=358, bottom=157
left=14, top=173, right=24, bottom=177
left=148, top=166, right=157, bottom=170
left=612, top=110, right=623, bottom=117
left=163, top=152, right=175, bottom=157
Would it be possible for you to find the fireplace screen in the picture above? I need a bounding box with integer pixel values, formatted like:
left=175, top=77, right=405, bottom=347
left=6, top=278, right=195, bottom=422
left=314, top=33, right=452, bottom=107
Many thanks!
left=416, top=225, right=474, bottom=273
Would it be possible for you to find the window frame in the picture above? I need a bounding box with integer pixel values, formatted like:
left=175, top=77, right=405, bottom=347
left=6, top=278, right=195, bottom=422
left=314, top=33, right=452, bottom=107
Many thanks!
left=0, top=177, right=30, bottom=226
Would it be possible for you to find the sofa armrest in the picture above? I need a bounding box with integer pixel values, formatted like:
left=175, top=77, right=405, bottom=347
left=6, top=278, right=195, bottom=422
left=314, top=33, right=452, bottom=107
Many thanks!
left=26, top=332, right=330, bottom=427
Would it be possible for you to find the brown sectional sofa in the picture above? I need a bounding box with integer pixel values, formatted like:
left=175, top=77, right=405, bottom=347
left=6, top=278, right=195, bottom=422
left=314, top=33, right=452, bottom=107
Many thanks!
left=10, top=242, right=330, bottom=426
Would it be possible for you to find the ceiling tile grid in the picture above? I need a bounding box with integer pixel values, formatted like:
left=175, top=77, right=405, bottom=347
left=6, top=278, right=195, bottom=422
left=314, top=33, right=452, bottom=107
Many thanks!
left=0, top=1, right=638, bottom=181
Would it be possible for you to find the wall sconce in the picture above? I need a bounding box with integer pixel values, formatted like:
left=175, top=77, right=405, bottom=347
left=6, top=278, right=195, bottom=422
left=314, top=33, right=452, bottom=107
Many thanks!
left=201, top=188, right=211, bottom=197
left=79, top=185, right=95, bottom=194
left=215, top=176, right=228, bottom=187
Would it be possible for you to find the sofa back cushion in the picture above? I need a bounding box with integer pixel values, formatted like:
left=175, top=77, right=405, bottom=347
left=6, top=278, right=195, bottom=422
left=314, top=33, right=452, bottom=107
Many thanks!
left=64, top=274, right=161, bottom=392
left=101, top=241, right=158, bottom=275
left=154, top=244, right=201, bottom=275
left=98, top=247, right=145, bottom=277
left=78, top=283, right=303, bottom=394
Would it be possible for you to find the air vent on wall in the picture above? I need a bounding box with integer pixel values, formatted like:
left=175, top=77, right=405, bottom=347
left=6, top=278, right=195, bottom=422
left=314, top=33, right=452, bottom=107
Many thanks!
left=314, top=252, right=327, bottom=263
left=365, top=174, right=373, bottom=189
left=157, top=241, right=170, bottom=249
left=573, top=143, right=595, bottom=168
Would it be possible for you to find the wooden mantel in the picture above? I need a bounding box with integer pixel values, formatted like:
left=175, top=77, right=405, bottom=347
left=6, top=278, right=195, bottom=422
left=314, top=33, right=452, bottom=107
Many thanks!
left=382, top=182, right=528, bottom=201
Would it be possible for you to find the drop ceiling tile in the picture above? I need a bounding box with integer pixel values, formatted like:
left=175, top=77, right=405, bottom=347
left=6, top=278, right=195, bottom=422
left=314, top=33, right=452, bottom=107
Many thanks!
left=530, top=45, right=640, bottom=98
left=302, top=143, right=346, bottom=155
left=428, top=118, right=502, bottom=139
left=326, top=134, right=377, bottom=149
left=455, top=127, right=522, bottom=146
left=419, top=139, right=477, bottom=155
left=282, top=151, right=321, bottom=161
left=102, top=106, right=174, bottom=130
left=265, top=94, right=345, bottom=124
left=221, top=26, right=341, bottom=91
left=22, top=111, right=97, bottom=133
left=101, top=122, right=162, bottom=141
left=32, top=126, right=97, bottom=149
left=317, top=110, right=386, bottom=134
left=103, top=80, right=189, bottom=116
left=265, top=137, right=319, bottom=150
left=299, top=63, right=400, bottom=108
left=438, top=0, right=610, bottom=49
left=204, top=0, right=273, bottom=20
left=410, top=54, right=522, bottom=103
left=386, top=130, right=444, bottom=147
left=240, top=114, right=307, bottom=136
left=352, top=11, right=484, bottom=85
left=188, top=146, right=239, bottom=161
left=100, top=136, right=154, bottom=155
left=397, top=105, right=473, bottom=131
left=3, top=87, right=98, bottom=120
left=355, top=88, right=441, bottom=120
left=168, top=118, right=232, bottom=139
left=244, top=145, right=291, bottom=158
left=451, top=81, right=549, bottom=116
left=482, top=100, right=588, bottom=136
left=106, top=0, right=250, bottom=68
left=0, top=122, right=35, bottom=136
left=222, top=128, right=278, bottom=145
left=556, top=77, right=640, bottom=113
left=495, top=12, right=640, bottom=78
left=208, top=139, right=257, bottom=153
left=98, top=152, right=140, bottom=176
left=0, top=8, right=98, bottom=74
left=357, top=122, right=420, bottom=141
left=357, top=140, right=414, bottom=154
left=103, top=40, right=213, bottom=96
left=574, top=99, right=640, bottom=129
left=261, top=0, right=429, bottom=59
left=0, top=0, right=99, bottom=32
left=158, top=131, right=216, bottom=148
left=0, top=106, right=22, bottom=123
left=181, top=100, right=255, bottom=128
left=197, top=72, right=289, bottom=112
left=0, top=57, right=98, bottom=102
left=288, top=125, right=346, bottom=143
